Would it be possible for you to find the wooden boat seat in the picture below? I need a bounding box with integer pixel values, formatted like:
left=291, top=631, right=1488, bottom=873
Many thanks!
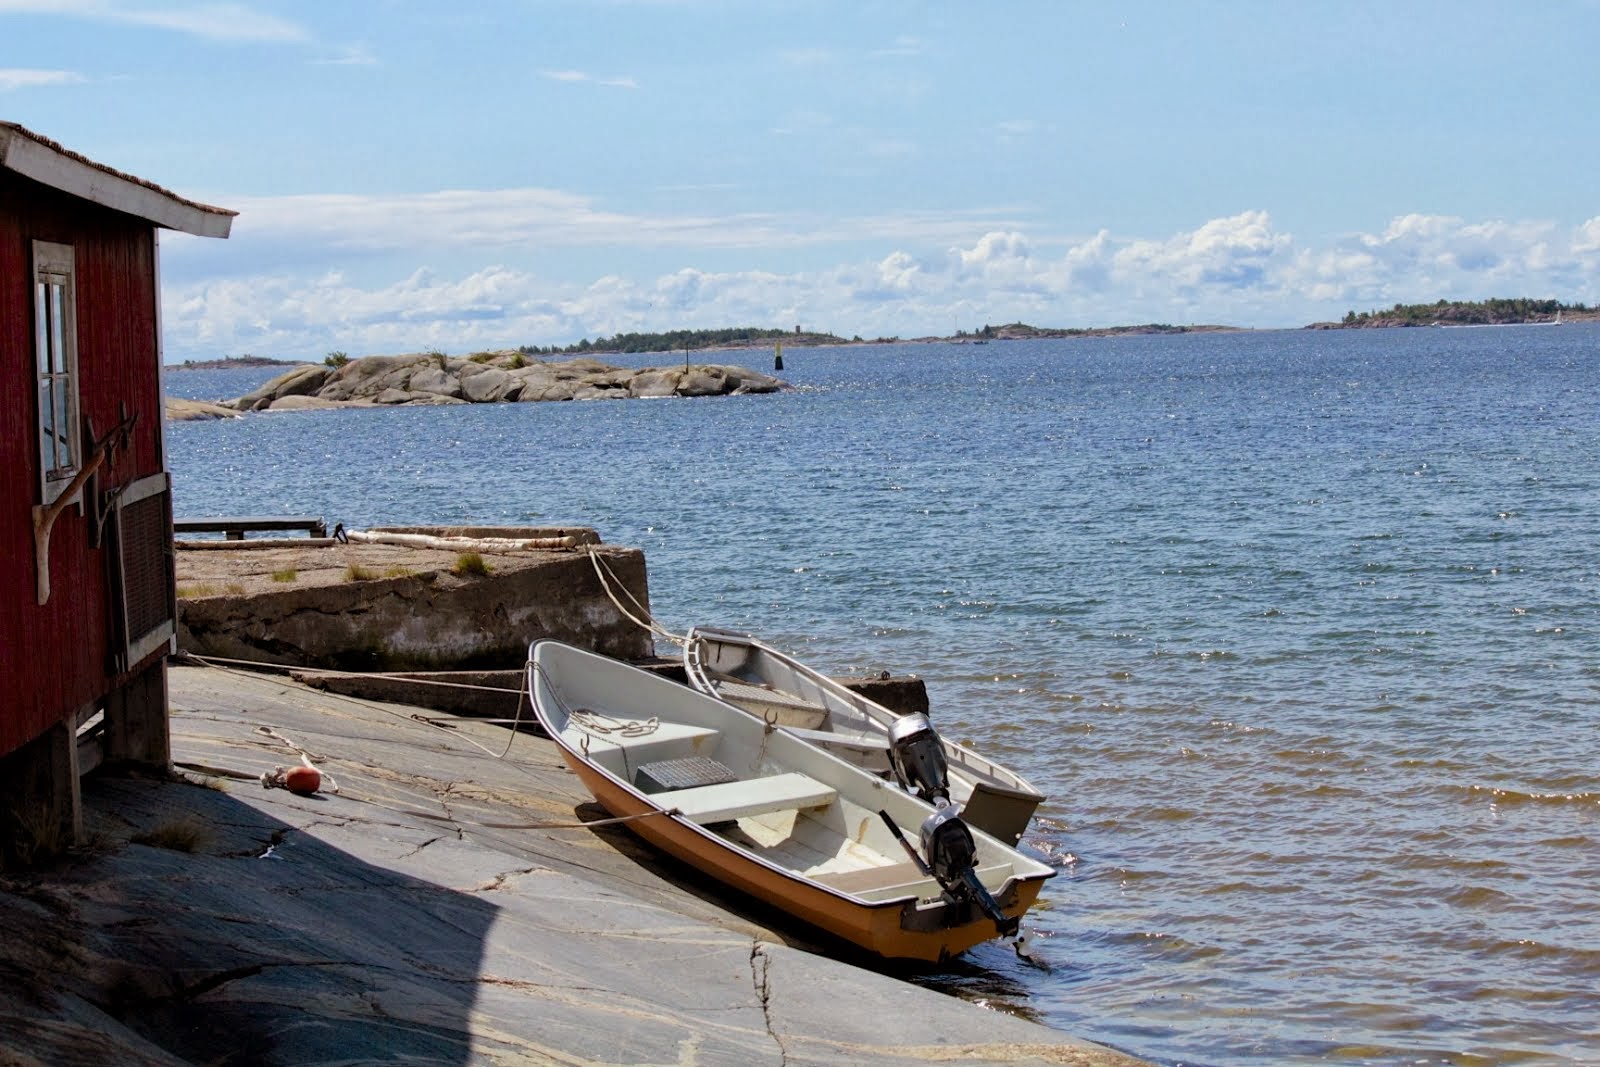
left=712, top=679, right=830, bottom=730
left=658, top=772, right=837, bottom=824
left=782, top=725, right=890, bottom=753
left=570, top=718, right=721, bottom=769
left=812, top=860, right=1015, bottom=903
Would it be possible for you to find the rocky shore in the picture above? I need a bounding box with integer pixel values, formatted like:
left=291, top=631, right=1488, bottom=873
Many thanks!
left=209, top=350, right=785, bottom=415
left=0, top=667, right=1148, bottom=1065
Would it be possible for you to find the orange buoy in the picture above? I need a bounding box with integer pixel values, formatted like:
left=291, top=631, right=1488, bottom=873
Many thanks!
left=284, top=766, right=322, bottom=796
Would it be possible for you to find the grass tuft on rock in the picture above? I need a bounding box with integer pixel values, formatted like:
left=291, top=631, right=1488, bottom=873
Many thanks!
left=132, top=817, right=210, bottom=853
left=453, top=552, right=492, bottom=577
left=1, top=804, right=68, bottom=871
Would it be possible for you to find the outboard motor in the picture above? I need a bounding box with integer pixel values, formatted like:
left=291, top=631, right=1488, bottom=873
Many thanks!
left=886, top=713, right=951, bottom=805
left=919, top=804, right=1018, bottom=938
left=884, top=713, right=1017, bottom=937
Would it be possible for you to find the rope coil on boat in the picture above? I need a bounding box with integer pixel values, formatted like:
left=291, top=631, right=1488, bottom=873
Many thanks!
left=568, top=708, right=660, bottom=737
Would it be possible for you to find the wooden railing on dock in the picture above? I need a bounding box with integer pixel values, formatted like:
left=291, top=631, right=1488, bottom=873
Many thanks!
left=173, top=515, right=327, bottom=539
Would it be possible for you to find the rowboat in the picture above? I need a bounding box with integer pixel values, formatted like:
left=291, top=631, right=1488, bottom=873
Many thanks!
left=682, top=626, right=1046, bottom=846
left=527, top=639, right=1055, bottom=963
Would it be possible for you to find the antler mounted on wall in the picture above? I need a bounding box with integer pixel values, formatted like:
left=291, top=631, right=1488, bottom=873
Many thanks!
left=31, top=406, right=139, bottom=605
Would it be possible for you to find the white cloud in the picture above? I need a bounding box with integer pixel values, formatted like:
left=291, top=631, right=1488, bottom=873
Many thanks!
left=215, top=188, right=1026, bottom=254
left=1115, top=210, right=1292, bottom=291
left=878, top=251, right=921, bottom=287
left=777, top=48, right=838, bottom=68
left=995, top=119, right=1038, bottom=142
left=0, top=68, right=86, bottom=90
left=313, top=43, right=376, bottom=66
left=157, top=207, right=1600, bottom=362
left=1574, top=217, right=1600, bottom=254
left=1304, top=213, right=1600, bottom=308
left=957, top=231, right=1032, bottom=269
left=871, top=36, right=925, bottom=57
left=540, top=69, right=638, bottom=88
left=0, top=1, right=308, bottom=42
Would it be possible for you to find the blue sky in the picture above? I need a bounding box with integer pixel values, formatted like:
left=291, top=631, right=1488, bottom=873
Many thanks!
left=4, top=0, right=1599, bottom=362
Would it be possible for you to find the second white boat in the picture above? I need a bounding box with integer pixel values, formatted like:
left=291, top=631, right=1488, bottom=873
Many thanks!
left=683, top=626, right=1046, bottom=845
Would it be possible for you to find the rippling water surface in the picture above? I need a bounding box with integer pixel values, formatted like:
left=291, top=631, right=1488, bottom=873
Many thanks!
left=168, top=326, right=1600, bottom=1066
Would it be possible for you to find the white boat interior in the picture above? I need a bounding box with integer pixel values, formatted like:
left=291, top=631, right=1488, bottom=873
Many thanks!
left=530, top=641, right=1051, bottom=907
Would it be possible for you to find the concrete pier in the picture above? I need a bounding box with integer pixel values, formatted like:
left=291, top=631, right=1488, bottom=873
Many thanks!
left=175, top=529, right=653, bottom=669
left=0, top=665, right=1150, bottom=1065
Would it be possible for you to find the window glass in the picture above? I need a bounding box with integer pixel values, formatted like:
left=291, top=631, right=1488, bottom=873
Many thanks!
left=32, top=242, right=79, bottom=503
left=49, top=284, right=66, bottom=374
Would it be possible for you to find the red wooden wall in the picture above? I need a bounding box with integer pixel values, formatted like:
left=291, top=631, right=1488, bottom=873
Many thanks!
left=1, top=167, right=167, bottom=755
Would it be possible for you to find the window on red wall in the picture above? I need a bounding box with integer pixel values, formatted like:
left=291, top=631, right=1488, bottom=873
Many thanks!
left=33, top=239, right=80, bottom=505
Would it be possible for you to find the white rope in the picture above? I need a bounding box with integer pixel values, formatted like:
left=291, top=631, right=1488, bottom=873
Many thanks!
left=180, top=653, right=672, bottom=836
left=520, top=659, right=659, bottom=741
left=569, top=708, right=659, bottom=737
left=254, top=725, right=341, bottom=794
left=182, top=652, right=533, bottom=763
left=171, top=651, right=523, bottom=696
left=587, top=547, right=686, bottom=646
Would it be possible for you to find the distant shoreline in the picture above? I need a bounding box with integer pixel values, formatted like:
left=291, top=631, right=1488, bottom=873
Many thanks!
left=1306, top=299, right=1597, bottom=330
left=165, top=305, right=1594, bottom=370
left=1307, top=311, right=1599, bottom=329
left=169, top=355, right=311, bottom=371
left=164, top=323, right=1246, bottom=370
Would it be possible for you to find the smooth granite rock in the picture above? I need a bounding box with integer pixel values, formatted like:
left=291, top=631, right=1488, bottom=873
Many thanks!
left=0, top=668, right=1150, bottom=1066
left=224, top=351, right=786, bottom=412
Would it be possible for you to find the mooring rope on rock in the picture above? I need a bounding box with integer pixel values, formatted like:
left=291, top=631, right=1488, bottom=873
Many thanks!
left=175, top=652, right=688, bottom=836
left=179, top=651, right=533, bottom=762
left=586, top=546, right=686, bottom=646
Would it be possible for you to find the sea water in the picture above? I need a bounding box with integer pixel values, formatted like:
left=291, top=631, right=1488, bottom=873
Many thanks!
left=167, top=325, right=1600, bottom=1067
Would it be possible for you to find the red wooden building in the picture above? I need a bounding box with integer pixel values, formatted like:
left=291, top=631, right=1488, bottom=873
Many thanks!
left=1, top=123, right=233, bottom=854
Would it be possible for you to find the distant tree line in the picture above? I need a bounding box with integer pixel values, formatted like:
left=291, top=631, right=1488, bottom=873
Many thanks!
left=518, top=326, right=848, bottom=356
left=1342, top=298, right=1590, bottom=326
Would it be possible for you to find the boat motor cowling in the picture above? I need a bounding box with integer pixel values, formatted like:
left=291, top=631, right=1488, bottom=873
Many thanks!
left=887, top=713, right=951, bottom=804
left=919, top=804, right=977, bottom=886
left=919, top=804, right=1019, bottom=938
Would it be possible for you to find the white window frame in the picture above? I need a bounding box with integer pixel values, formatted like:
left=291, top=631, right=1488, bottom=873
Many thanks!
left=33, top=240, right=82, bottom=506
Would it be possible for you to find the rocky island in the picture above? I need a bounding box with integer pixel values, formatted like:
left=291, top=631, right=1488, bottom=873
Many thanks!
left=173, top=350, right=786, bottom=419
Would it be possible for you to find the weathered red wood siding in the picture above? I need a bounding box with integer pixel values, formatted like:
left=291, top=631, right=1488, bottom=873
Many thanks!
left=1, top=167, right=167, bottom=755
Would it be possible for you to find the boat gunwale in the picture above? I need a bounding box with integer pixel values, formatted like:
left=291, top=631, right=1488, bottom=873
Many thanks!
left=683, top=626, right=1046, bottom=803
left=555, top=748, right=1049, bottom=960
